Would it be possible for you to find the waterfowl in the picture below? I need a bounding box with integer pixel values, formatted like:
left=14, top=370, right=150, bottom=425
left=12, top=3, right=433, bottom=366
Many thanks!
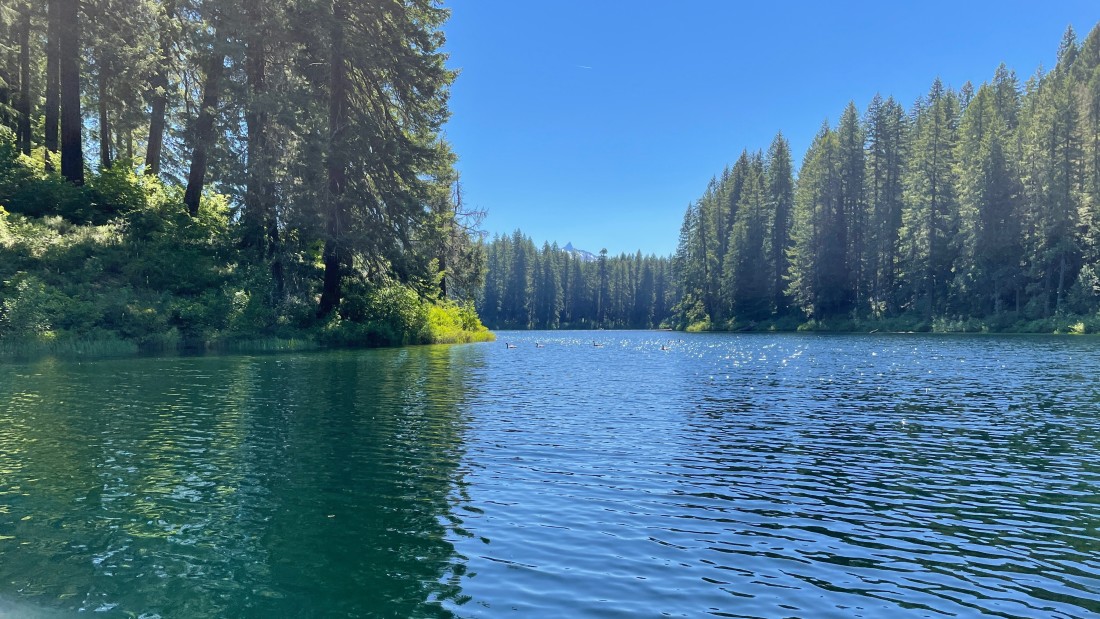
left=506, top=343, right=517, bottom=349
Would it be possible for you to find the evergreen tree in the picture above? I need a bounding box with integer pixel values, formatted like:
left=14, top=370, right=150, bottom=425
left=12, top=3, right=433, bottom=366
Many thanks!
left=954, top=80, right=1023, bottom=315
left=1019, top=31, right=1085, bottom=316
left=765, top=132, right=794, bottom=315
left=788, top=123, right=842, bottom=317
left=901, top=80, right=960, bottom=316
left=836, top=102, right=865, bottom=315
left=864, top=95, right=908, bottom=316
left=725, top=153, right=771, bottom=319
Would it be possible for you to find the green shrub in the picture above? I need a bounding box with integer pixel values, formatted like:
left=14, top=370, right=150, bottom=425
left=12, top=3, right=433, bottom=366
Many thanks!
left=423, top=301, right=494, bottom=344
left=85, top=161, right=152, bottom=219
left=0, top=273, right=63, bottom=336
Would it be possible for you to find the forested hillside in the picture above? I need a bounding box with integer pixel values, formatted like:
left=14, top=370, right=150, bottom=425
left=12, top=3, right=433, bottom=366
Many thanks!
left=0, top=0, right=490, bottom=353
left=672, top=23, right=1100, bottom=332
left=477, top=231, right=674, bottom=329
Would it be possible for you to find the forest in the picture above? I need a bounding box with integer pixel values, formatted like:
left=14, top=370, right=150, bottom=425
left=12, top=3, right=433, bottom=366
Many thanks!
left=477, top=24, right=1100, bottom=334
left=0, top=0, right=491, bottom=354
left=481, top=24, right=1100, bottom=334
left=671, top=23, right=1100, bottom=333
left=477, top=232, right=675, bottom=329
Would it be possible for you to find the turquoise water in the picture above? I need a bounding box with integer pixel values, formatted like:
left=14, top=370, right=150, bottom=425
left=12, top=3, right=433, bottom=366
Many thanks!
left=1, top=332, right=1099, bottom=617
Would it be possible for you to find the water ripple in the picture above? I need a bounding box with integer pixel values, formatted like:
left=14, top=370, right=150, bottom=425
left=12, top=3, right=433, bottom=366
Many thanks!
left=447, top=332, right=1100, bottom=618
left=2, top=335, right=1099, bottom=617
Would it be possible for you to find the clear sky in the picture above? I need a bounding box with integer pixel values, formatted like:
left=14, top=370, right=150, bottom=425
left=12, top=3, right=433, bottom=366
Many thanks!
left=441, top=1, right=1098, bottom=257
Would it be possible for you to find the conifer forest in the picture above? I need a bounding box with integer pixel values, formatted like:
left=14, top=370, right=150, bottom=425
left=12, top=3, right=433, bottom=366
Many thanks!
left=479, top=23, right=1100, bottom=334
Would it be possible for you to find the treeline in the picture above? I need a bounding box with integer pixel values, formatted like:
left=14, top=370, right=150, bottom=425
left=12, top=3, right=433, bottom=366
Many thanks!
left=675, top=24, right=1100, bottom=332
left=0, top=0, right=490, bottom=349
left=478, top=231, right=675, bottom=329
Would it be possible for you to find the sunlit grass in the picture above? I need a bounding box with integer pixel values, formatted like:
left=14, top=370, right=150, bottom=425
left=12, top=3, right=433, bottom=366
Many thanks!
left=423, top=302, right=495, bottom=344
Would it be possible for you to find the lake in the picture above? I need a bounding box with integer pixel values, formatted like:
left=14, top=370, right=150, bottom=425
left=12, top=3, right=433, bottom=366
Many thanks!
left=1, top=331, right=1099, bottom=617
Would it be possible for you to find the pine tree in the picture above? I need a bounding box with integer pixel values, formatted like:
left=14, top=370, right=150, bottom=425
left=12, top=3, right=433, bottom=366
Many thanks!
left=14, top=2, right=30, bottom=156
left=726, top=153, right=771, bottom=319
left=955, top=79, right=1024, bottom=316
left=836, top=102, right=865, bottom=315
left=901, top=79, right=960, bottom=317
left=788, top=122, right=844, bottom=317
left=765, top=132, right=794, bottom=315
left=864, top=95, right=908, bottom=316
left=1019, top=30, right=1084, bottom=316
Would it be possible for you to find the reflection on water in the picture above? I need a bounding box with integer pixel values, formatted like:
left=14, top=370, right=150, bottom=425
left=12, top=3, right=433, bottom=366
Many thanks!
left=2, top=333, right=1100, bottom=617
left=0, top=345, right=481, bottom=617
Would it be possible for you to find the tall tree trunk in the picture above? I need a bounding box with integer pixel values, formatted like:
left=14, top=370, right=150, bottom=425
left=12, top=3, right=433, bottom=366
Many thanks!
left=144, top=0, right=174, bottom=176
left=242, top=0, right=283, bottom=297
left=98, top=69, right=112, bottom=168
left=44, top=0, right=60, bottom=170
left=318, top=0, right=348, bottom=318
left=114, top=124, right=125, bottom=163
left=242, top=0, right=269, bottom=252
left=0, top=66, right=9, bottom=130
left=16, top=5, right=31, bottom=155
left=183, top=29, right=225, bottom=217
left=59, top=0, right=84, bottom=185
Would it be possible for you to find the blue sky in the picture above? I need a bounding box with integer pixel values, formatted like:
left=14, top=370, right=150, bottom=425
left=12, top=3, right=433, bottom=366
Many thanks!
left=441, top=1, right=1098, bottom=257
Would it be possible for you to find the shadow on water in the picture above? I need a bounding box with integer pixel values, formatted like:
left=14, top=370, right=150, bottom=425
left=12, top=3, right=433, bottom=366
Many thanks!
left=0, top=344, right=484, bottom=617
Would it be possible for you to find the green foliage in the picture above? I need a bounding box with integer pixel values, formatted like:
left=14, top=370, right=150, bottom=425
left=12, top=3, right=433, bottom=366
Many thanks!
left=684, top=318, right=712, bottom=333
left=331, top=282, right=429, bottom=346
left=319, top=282, right=492, bottom=347
left=86, top=160, right=154, bottom=219
left=424, top=301, right=495, bottom=344
left=0, top=133, right=91, bottom=221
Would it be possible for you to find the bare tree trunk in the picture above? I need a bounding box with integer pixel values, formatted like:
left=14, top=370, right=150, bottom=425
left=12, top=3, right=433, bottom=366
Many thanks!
left=183, top=27, right=225, bottom=216
left=16, top=5, right=31, bottom=155
left=44, top=0, right=60, bottom=170
left=59, top=0, right=84, bottom=185
left=98, top=69, right=112, bottom=168
left=144, top=0, right=174, bottom=176
left=243, top=0, right=269, bottom=251
left=241, top=0, right=284, bottom=298
left=318, top=0, right=348, bottom=318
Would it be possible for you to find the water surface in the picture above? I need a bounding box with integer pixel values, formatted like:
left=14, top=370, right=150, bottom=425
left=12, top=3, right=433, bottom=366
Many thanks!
left=1, top=332, right=1099, bottom=617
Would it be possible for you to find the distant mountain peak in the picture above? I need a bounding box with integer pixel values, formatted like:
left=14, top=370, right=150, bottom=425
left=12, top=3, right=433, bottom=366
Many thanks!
left=562, top=241, right=597, bottom=262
